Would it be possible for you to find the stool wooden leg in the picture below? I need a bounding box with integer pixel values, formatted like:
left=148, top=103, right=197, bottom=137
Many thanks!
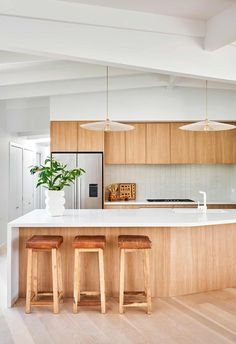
left=98, top=249, right=106, bottom=314
left=73, top=248, right=80, bottom=313
left=57, top=249, right=63, bottom=301
left=119, top=249, right=125, bottom=314
left=32, top=251, right=38, bottom=301
left=143, top=251, right=147, bottom=297
left=145, top=250, right=152, bottom=314
left=52, top=248, right=59, bottom=314
left=26, top=248, right=33, bottom=314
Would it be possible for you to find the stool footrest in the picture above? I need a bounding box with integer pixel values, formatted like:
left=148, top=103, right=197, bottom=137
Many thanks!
left=124, top=302, right=148, bottom=308
left=124, top=291, right=146, bottom=296
left=80, top=291, right=100, bottom=296
left=30, top=291, right=63, bottom=306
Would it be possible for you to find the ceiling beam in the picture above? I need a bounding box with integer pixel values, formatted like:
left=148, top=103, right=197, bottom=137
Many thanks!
left=0, top=0, right=204, bottom=38
left=205, top=3, right=236, bottom=51
left=1, top=15, right=236, bottom=82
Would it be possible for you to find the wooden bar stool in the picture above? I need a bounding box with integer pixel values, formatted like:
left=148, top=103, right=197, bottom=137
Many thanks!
left=25, top=235, right=63, bottom=314
left=118, top=235, right=152, bottom=314
left=72, top=235, right=106, bottom=314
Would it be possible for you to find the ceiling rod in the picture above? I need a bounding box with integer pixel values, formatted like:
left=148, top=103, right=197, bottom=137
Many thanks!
left=80, top=66, right=134, bottom=132
left=179, top=80, right=236, bottom=132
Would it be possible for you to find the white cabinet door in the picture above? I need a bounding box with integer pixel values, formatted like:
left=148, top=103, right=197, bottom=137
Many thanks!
left=9, top=145, right=23, bottom=221
left=23, top=149, right=35, bottom=214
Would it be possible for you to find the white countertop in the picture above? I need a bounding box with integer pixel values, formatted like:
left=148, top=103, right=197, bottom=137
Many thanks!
left=8, top=208, right=236, bottom=228
left=104, top=200, right=236, bottom=205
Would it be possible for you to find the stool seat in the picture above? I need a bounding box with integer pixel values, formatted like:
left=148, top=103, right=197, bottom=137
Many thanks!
left=72, top=235, right=106, bottom=249
left=26, top=235, right=63, bottom=250
left=118, top=235, right=151, bottom=249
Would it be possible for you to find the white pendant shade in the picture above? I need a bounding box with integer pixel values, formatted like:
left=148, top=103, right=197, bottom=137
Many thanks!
left=179, top=80, right=236, bottom=132
left=179, top=119, right=236, bottom=132
left=80, top=66, right=134, bottom=132
left=80, top=119, right=134, bottom=132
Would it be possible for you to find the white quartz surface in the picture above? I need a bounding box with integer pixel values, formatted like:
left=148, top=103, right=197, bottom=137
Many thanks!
left=8, top=208, right=236, bottom=228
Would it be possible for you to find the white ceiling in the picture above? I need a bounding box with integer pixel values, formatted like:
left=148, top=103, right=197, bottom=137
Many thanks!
left=62, top=0, right=235, bottom=19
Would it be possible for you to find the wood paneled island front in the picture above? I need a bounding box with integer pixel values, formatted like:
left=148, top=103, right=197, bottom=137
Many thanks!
left=7, top=209, right=236, bottom=307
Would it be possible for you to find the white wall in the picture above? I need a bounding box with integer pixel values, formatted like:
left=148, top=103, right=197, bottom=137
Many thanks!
left=5, top=97, right=50, bottom=134
left=50, top=86, right=236, bottom=121
left=0, top=103, right=10, bottom=245
left=0, top=97, right=50, bottom=245
left=105, top=165, right=236, bottom=202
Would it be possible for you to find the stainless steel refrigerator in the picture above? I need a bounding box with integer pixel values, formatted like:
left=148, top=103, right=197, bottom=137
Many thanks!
left=52, top=152, right=103, bottom=209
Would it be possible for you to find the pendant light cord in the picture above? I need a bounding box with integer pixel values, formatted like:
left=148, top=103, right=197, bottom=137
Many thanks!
left=106, top=66, right=109, bottom=121
left=205, top=80, right=208, bottom=121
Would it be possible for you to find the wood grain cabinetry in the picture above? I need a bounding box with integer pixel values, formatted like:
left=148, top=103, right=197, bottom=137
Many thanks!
left=104, top=204, right=236, bottom=209
left=215, top=127, right=236, bottom=163
left=195, top=131, right=217, bottom=164
left=77, top=122, right=104, bottom=152
left=170, top=123, right=196, bottom=164
left=104, top=131, right=126, bottom=164
left=50, top=121, right=78, bottom=152
left=146, top=123, right=170, bottom=164
left=125, top=123, right=146, bottom=164
left=51, top=120, right=236, bottom=163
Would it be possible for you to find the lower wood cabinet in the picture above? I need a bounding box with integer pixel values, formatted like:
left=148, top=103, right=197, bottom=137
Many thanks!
left=104, top=204, right=236, bottom=209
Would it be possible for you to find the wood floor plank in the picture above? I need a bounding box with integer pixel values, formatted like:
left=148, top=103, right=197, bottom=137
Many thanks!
left=172, top=296, right=236, bottom=343
left=1, top=289, right=236, bottom=344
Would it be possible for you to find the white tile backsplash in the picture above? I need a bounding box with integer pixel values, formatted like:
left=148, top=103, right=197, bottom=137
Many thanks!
left=105, top=164, right=236, bottom=202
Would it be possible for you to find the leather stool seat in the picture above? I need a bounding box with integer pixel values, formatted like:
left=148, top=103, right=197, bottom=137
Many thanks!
left=26, top=235, right=63, bottom=250
left=72, top=235, right=106, bottom=249
left=118, top=235, right=151, bottom=249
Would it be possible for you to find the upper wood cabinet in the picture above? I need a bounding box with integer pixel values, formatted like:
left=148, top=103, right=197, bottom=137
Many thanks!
left=125, top=123, right=146, bottom=164
left=51, top=120, right=236, bottom=164
left=215, top=126, right=236, bottom=163
left=50, top=121, right=78, bottom=152
left=78, top=122, right=104, bottom=152
left=146, top=123, right=171, bottom=164
left=195, top=131, right=217, bottom=164
left=104, top=131, right=126, bottom=164
left=170, top=123, right=196, bottom=164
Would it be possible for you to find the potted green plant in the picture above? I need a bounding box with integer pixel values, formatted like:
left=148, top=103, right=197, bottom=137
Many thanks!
left=30, top=157, right=85, bottom=216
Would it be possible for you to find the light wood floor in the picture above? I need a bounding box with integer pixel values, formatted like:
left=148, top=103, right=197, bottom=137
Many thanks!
left=1, top=289, right=236, bottom=344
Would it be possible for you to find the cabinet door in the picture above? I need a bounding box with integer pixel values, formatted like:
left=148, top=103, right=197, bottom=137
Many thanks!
left=125, top=123, right=146, bottom=164
left=78, top=122, right=104, bottom=152
left=215, top=125, right=236, bottom=163
left=195, top=131, right=217, bottom=164
left=170, top=123, right=196, bottom=164
left=50, top=121, right=77, bottom=152
left=146, top=123, right=170, bottom=164
left=104, top=131, right=126, bottom=164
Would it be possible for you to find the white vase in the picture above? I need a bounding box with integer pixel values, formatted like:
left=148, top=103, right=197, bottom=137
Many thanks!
left=45, top=190, right=65, bottom=216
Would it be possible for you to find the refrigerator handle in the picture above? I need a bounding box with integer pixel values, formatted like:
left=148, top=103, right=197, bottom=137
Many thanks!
left=77, top=178, right=81, bottom=209
left=74, top=181, right=77, bottom=209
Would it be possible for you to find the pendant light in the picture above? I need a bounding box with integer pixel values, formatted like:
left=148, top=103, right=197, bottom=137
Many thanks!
left=179, top=81, right=236, bottom=132
left=80, top=67, right=134, bottom=132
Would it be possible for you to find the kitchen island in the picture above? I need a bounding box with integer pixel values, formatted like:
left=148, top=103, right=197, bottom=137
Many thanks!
left=7, top=208, right=236, bottom=307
